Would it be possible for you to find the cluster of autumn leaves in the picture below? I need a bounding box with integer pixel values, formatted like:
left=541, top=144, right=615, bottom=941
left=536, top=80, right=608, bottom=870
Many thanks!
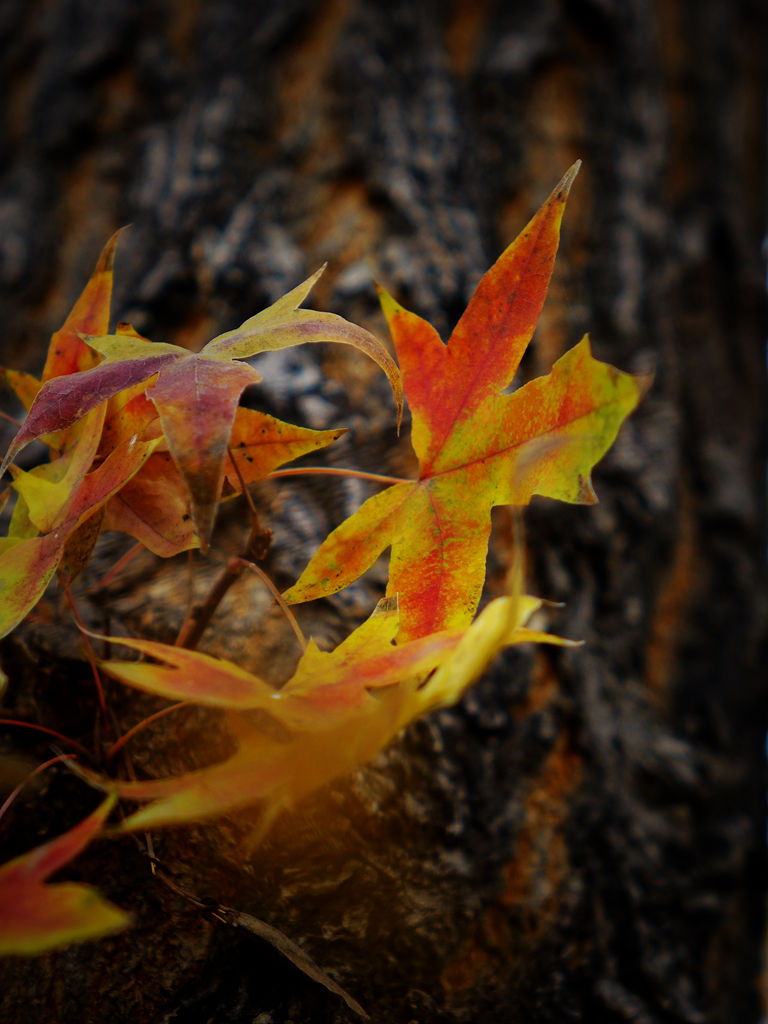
left=0, top=165, right=645, bottom=956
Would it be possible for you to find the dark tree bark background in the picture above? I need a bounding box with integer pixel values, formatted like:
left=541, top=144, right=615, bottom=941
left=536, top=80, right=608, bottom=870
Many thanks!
left=0, top=2, right=765, bottom=1022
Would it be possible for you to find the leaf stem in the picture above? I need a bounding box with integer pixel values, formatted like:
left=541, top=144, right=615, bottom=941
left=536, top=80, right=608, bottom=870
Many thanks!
left=0, top=718, right=89, bottom=757
left=88, top=541, right=145, bottom=593
left=105, top=702, right=192, bottom=761
left=267, top=466, right=411, bottom=485
left=235, top=558, right=307, bottom=653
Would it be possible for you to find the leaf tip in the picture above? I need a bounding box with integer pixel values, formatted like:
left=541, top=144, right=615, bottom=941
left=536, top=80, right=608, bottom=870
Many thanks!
left=577, top=473, right=598, bottom=504
left=555, top=160, right=581, bottom=201
left=636, top=371, right=655, bottom=403
left=375, top=284, right=401, bottom=321
left=97, top=225, right=130, bottom=273
left=375, top=593, right=399, bottom=617
left=301, top=264, right=327, bottom=302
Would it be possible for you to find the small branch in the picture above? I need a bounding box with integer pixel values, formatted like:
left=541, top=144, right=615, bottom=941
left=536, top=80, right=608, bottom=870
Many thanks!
left=227, top=447, right=272, bottom=548
left=175, top=449, right=276, bottom=650
left=174, top=556, right=245, bottom=650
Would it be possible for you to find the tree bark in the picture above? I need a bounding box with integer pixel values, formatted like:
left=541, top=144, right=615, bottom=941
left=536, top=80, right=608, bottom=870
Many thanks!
left=0, top=2, right=765, bottom=1022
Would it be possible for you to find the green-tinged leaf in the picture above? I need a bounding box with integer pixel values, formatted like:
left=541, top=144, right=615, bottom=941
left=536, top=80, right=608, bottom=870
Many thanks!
left=7, top=492, right=39, bottom=541
left=0, top=796, right=129, bottom=955
left=204, top=267, right=403, bottom=430
left=9, top=406, right=106, bottom=535
left=285, top=165, right=649, bottom=640
left=0, top=431, right=157, bottom=638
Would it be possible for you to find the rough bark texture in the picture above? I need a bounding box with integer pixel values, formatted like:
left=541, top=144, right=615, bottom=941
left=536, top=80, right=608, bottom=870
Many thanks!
left=0, top=2, right=765, bottom=1022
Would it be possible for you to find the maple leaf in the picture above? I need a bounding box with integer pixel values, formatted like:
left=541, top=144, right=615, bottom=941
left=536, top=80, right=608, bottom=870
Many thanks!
left=0, top=796, right=130, bottom=955
left=102, top=406, right=345, bottom=557
left=81, top=322, right=346, bottom=555
left=284, top=165, right=648, bottom=640
left=0, top=411, right=157, bottom=638
left=88, top=593, right=575, bottom=832
left=1, top=268, right=403, bottom=552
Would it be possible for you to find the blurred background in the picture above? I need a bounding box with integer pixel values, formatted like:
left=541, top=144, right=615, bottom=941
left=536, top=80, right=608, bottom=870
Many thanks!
left=0, top=2, right=765, bottom=1022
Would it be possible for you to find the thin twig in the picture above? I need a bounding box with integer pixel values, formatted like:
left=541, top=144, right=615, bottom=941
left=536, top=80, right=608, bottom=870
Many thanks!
left=173, top=551, right=200, bottom=648
left=63, top=584, right=109, bottom=729
left=227, top=447, right=272, bottom=556
left=105, top=708, right=159, bottom=872
left=174, top=556, right=244, bottom=650
left=148, top=861, right=368, bottom=1019
left=214, top=905, right=369, bottom=1019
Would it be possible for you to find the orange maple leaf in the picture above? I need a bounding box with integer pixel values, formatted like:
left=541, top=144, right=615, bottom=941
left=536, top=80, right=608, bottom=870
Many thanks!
left=284, top=164, right=648, bottom=640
